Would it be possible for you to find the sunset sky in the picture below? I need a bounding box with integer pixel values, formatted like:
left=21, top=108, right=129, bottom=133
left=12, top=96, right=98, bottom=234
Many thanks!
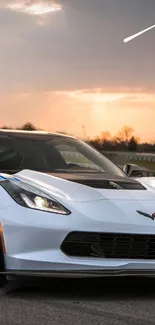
left=0, top=0, right=155, bottom=141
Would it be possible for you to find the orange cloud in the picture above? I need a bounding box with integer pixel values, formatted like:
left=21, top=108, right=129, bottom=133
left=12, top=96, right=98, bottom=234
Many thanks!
left=55, top=88, right=155, bottom=102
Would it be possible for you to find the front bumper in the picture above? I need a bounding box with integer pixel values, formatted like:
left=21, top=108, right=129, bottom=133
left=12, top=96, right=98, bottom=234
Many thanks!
left=4, top=251, right=155, bottom=278
left=2, top=200, right=155, bottom=278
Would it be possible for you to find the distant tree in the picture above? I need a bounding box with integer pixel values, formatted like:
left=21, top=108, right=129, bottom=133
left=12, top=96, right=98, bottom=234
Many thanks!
left=115, top=126, right=134, bottom=145
left=113, top=140, right=128, bottom=151
left=139, top=142, right=155, bottom=153
left=88, top=139, right=101, bottom=150
left=99, top=131, right=111, bottom=142
left=0, top=126, right=12, bottom=129
left=102, top=140, right=115, bottom=151
left=18, top=122, right=36, bottom=131
left=128, top=136, right=138, bottom=151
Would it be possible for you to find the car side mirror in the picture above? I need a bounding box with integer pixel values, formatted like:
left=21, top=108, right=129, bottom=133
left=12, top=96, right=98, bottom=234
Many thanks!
left=130, top=170, right=144, bottom=178
left=123, top=163, right=155, bottom=178
left=123, top=163, right=143, bottom=177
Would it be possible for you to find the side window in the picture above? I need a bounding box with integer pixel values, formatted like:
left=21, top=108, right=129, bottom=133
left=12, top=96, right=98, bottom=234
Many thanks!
left=55, top=144, right=101, bottom=170
left=0, top=135, right=22, bottom=173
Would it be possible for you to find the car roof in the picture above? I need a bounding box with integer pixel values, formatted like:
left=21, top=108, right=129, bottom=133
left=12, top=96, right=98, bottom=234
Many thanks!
left=0, top=129, right=75, bottom=140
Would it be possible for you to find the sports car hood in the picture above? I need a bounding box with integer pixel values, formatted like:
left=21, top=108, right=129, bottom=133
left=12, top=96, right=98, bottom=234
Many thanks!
left=136, top=177, right=155, bottom=190
left=10, top=169, right=155, bottom=204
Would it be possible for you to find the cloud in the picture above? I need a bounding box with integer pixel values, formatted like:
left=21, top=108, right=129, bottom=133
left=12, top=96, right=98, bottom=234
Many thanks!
left=1, top=1, right=62, bottom=15
left=0, top=0, right=154, bottom=93
left=55, top=88, right=155, bottom=104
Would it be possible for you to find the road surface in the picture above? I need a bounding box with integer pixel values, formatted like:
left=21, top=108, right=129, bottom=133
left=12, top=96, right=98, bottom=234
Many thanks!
left=0, top=276, right=155, bottom=325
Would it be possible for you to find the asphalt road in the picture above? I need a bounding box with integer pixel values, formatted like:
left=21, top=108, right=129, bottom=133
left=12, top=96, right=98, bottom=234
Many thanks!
left=0, top=276, right=155, bottom=325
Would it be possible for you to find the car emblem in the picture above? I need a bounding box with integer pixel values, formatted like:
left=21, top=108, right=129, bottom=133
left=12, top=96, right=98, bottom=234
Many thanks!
left=137, top=210, right=155, bottom=221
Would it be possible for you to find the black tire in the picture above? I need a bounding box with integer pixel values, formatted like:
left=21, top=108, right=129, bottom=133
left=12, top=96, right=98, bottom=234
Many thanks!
left=0, top=236, right=6, bottom=287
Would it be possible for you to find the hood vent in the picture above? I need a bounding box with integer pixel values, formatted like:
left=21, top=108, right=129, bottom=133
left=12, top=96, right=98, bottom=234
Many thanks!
left=50, top=172, right=146, bottom=190
left=69, top=179, right=146, bottom=190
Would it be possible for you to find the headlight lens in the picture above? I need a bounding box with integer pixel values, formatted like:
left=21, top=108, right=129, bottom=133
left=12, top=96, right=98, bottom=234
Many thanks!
left=0, top=179, right=71, bottom=215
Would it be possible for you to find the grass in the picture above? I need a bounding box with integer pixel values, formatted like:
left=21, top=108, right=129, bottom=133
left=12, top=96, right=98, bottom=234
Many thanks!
left=129, top=160, right=155, bottom=171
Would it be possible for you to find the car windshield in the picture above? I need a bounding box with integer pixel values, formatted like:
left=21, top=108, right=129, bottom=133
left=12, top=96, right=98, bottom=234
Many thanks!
left=0, top=134, right=125, bottom=177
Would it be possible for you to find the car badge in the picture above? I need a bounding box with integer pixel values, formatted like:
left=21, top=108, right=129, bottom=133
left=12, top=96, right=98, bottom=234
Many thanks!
left=137, top=210, right=155, bottom=221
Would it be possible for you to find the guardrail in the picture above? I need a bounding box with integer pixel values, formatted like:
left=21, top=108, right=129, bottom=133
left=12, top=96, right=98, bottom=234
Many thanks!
left=102, top=151, right=155, bottom=163
left=60, top=150, right=155, bottom=169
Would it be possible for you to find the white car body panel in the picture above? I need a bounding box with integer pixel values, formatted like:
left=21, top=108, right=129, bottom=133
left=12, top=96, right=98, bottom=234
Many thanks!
left=1, top=170, right=155, bottom=277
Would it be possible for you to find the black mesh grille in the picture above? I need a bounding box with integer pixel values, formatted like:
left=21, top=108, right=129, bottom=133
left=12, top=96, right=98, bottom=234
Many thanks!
left=61, top=232, right=155, bottom=259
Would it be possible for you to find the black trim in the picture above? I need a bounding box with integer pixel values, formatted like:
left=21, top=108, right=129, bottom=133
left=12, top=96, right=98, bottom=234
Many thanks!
left=3, top=269, right=155, bottom=278
left=51, top=173, right=146, bottom=190
left=0, top=237, right=5, bottom=272
left=0, top=236, right=6, bottom=286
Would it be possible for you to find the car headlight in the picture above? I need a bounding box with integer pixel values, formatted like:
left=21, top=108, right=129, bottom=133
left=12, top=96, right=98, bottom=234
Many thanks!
left=0, top=178, right=71, bottom=215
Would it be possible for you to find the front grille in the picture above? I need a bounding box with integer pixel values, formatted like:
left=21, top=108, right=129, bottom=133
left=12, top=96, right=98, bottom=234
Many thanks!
left=61, top=232, right=155, bottom=259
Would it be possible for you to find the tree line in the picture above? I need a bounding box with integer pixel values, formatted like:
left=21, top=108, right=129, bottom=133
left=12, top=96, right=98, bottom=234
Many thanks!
left=88, top=126, right=155, bottom=153
left=1, top=122, right=155, bottom=153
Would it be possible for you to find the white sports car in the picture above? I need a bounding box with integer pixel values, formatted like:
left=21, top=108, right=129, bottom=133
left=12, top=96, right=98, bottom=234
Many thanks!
left=0, top=129, right=155, bottom=286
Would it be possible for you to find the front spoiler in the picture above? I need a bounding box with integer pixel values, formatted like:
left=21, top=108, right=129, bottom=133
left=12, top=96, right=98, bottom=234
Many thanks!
left=2, top=269, right=155, bottom=278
